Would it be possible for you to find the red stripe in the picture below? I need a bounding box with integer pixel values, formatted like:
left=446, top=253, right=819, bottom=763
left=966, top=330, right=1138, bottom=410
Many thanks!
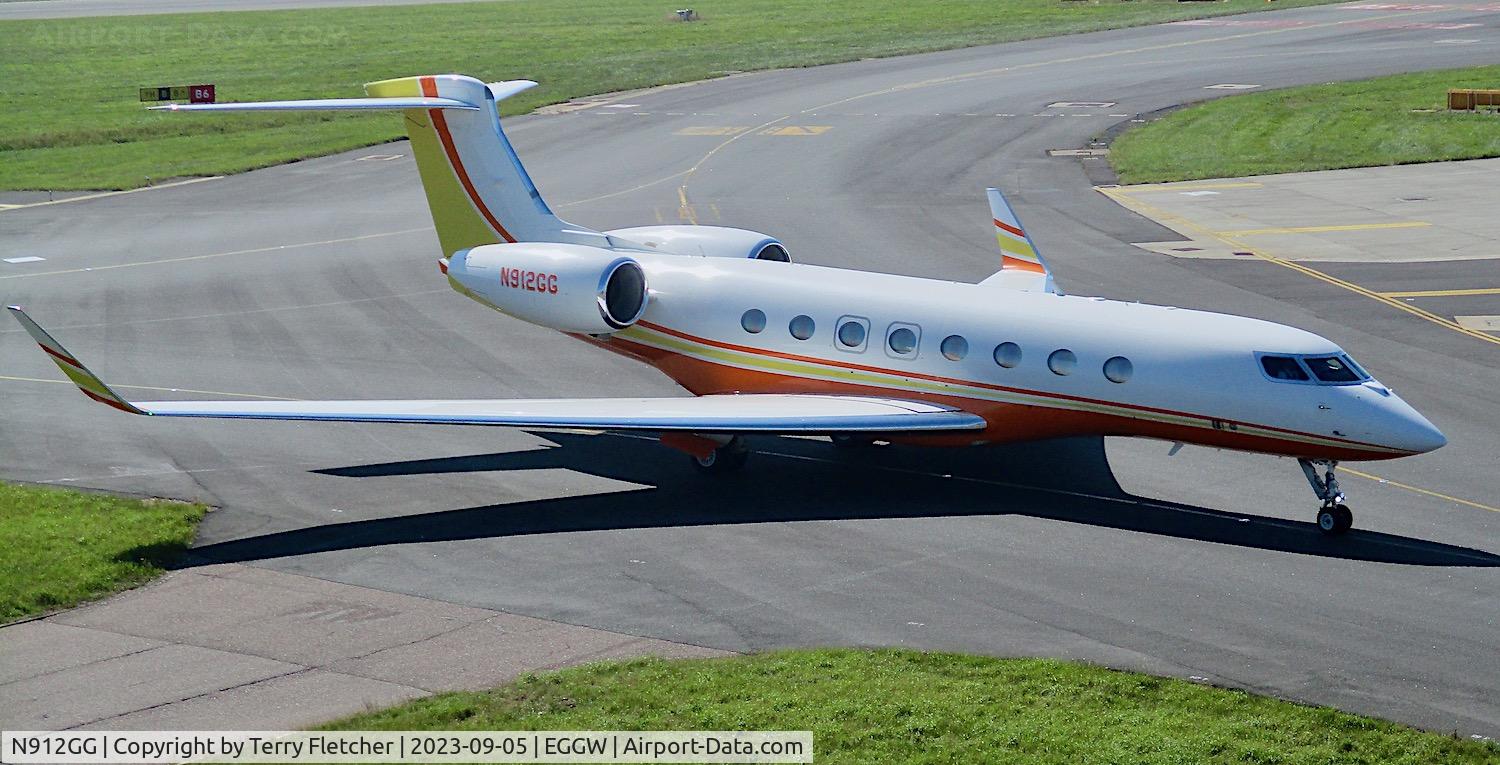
left=632, top=320, right=1395, bottom=452
left=39, top=343, right=83, bottom=369
left=606, top=334, right=1404, bottom=459
left=994, top=218, right=1026, bottom=238
left=422, top=77, right=517, bottom=244
left=79, top=387, right=138, bottom=414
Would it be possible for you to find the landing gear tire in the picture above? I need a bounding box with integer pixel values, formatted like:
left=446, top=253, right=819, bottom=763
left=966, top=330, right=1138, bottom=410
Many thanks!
left=1316, top=503, right=1354, bottom=536
left=692, top=436, right=749, bottom=474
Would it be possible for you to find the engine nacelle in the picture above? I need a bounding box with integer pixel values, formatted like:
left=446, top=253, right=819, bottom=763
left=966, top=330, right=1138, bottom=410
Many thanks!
left=447, top=243, right=649, bottom=334
left=605, top=225, right=790, bottom=262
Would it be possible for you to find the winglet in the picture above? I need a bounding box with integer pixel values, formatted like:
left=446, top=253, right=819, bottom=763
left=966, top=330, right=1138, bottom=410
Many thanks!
left=6, top=307, right=146, bottom=415
left=984, top=188, right=1058, bottom=294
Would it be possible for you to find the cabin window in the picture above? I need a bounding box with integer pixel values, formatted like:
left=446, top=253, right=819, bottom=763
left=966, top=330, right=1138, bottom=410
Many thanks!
left=886, top=324, right=920, bottom=357
left=836, top=316, right=869, bottom=351
left=1260, top=355, right=1308, bottom=382
left=789, top=314, right=816, bottom=341
left=940, top=335, right=968, bottom=361
left=1305, top=355, right=1361, bottom=384
left=741, top=309, right=766, bottom=334
left=993, top=342, right=1022, bottom=368
left=1103, top=356, right=1133, bottom=383
left=1047, top=349, right=1076, bottom=376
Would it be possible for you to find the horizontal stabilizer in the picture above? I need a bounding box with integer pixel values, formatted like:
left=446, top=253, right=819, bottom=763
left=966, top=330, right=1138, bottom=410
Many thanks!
left=8, top=307, right=985, bottom=435
left=151, top=96, right=480, bottom=112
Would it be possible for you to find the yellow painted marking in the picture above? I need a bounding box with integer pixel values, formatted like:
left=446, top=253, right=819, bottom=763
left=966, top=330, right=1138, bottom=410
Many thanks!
left=760, top=126, right=833, bottom=136
left=1216, top=221, right=1431, bottom=236
left=1381, top=287, right=1500, bottom=298
left=1110, top=182, right=1264, bottom=194
left=1097, top=186, right=1500, bottom=348
left=677, top=186, right=699, bottom=225
left=0, top=228, right=428, bottom=281
left=0, top=374, right=295, bottom=400
left=1345, top=468, right=1500, bottom=514
left=674, top=126, right=747, bottom=136
left=0, top=177, right=220, bottom=213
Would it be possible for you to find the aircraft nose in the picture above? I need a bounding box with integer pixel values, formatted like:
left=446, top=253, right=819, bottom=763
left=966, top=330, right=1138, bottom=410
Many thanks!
left=1371, top=384, right=1447, bottom=454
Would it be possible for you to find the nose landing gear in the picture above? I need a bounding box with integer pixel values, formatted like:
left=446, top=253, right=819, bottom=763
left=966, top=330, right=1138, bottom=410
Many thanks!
left=1299, top=458, right=1352, bottom=535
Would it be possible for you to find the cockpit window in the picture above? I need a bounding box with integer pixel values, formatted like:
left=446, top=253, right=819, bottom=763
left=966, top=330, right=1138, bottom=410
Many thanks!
left=1305, top=355, right=1361, bottom=384
left=1260, top=355, right=1308, bottom=381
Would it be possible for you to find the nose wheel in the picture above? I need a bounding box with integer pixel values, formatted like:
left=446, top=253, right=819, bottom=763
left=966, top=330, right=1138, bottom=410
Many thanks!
left=1300, top=458, right=1352, bottom=535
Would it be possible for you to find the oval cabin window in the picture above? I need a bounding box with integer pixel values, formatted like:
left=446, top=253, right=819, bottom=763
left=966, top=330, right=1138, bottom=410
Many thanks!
left=789, top=315, right=816, bottom=341
left=940, top=335, right=968, bottom=361
left=993, top=342, right=1022, bottom=368
left=1048, top=349, right=1077, bottom=376
left=741, top=309, right=766, bottom=334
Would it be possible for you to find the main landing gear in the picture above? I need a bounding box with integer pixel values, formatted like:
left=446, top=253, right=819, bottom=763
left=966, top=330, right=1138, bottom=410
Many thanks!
left=1299, top=458, right=1353, bottom=535
left=693, top=436, right=749, bottom=473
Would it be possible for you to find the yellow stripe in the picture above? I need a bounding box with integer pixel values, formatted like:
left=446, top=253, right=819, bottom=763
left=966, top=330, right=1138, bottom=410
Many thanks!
left=0, top=374, right=294, bottom=400
left=996, top=235, right=1040, bottom=260
left=1380, top=287, right=1500, bottom=298
left=1216, top=222, right=1430, bottom=236
left=1344, top=468, right=1500, bottom=514
left=619, top=325, right=1398, bottom=454
left=1097, top=187, right=1500, bottom=348
left=1109, top=182, right=1263, bottom=194
left=53, top=362, right=117, bottom=402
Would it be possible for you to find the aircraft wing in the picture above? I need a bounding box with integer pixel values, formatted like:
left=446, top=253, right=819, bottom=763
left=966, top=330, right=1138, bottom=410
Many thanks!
left=8, top=307, right=985, bottom=434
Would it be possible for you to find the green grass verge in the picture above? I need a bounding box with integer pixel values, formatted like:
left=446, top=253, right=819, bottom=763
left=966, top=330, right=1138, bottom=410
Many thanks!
left=325, top=648, right=1500, bottom=764
left=1, top=0, right=1346, bottom=190
left=0, top=481, right=205, bottom=622
left=1110, top=65, right=1500, bottom=183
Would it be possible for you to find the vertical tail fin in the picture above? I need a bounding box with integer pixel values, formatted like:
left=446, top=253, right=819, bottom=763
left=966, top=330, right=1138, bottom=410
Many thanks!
left=981, top=188, right=1058, bottom=294
left=154, top=74, right=606, bottom=255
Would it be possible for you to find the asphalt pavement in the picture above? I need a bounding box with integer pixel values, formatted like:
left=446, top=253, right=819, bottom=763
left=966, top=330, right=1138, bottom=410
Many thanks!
left=2, top=0, right=1498, bottom=737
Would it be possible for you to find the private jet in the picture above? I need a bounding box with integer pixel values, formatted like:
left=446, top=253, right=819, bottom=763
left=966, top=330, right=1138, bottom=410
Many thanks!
left=10, top=74, right=1446, bottom=535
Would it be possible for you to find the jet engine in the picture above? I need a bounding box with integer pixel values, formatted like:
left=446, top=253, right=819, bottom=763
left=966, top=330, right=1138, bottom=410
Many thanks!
left=446, top=243, right=649, bottom=334
left=605, top=225, right=791, bottom=262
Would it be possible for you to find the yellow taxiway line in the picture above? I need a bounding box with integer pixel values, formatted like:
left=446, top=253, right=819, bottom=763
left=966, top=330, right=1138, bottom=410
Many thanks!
left=1381, top=287, right=1500, bottom=298
left=1216, top=221, right=1431, bottom=236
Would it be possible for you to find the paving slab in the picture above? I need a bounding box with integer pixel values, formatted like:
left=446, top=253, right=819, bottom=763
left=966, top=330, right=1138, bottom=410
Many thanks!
left=77, top=670, right=426, bottom=731
left=0, top=565, right=727, bottom=730
left=1106, top=158, right=1500, bottom=263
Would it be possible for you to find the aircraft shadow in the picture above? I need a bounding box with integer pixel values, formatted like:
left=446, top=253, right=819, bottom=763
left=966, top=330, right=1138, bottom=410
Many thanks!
left=179, top=432, right=1500, bottom=569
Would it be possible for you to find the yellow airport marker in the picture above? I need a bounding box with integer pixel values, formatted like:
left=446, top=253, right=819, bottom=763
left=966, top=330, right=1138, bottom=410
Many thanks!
left=1380, top=287, right=1500, bottom=298
left=761, top=126, right=833, bottom=136
left=1216, top=221, right=1431, bottom=236
left=674, top=126, right=747, bottom=136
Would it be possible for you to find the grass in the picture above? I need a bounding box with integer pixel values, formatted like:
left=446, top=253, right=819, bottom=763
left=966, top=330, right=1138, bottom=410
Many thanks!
left=1110, top=65, right=1500, bottom=183
left=0, top=0, right=1348, bottom=190
left=0, top=481, right=205, bottom=622
left=325, top=648, right=1500, bottom=764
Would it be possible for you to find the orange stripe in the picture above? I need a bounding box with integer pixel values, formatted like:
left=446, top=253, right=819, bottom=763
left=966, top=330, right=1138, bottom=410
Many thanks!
left=421, top=77, right=517, bottom=244
left=1001, top=255, right=1047, bottom=274
left=632, top=320, right=1398, bottom=453
left=606, top=334, right=1405, bottom=460
left=994, top=218, right=1026, bottom=239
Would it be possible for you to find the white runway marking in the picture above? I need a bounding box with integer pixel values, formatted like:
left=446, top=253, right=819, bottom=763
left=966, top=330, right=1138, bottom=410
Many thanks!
left=3, top=256, right=45, bottom=264
left=0, top=176, right=219, bottom=213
